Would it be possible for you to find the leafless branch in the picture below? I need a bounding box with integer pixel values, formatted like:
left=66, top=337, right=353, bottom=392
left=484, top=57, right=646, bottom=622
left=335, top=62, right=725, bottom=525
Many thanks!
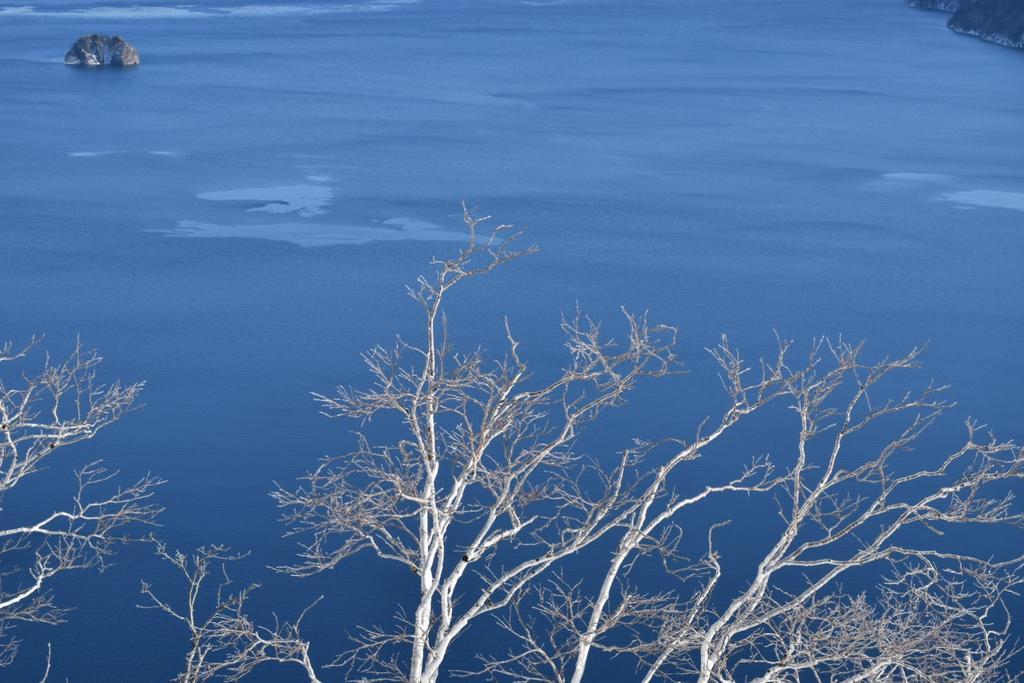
left=0, top=338, right=159, bottom=667
left=140, top=541, right=324, bottom=682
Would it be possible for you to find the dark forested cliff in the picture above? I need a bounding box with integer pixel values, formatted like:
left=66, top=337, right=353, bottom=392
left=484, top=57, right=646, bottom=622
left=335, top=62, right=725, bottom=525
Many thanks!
left=949, top=0, right=1024, bottom=48
left=906, top=0, right=1024, bottom=50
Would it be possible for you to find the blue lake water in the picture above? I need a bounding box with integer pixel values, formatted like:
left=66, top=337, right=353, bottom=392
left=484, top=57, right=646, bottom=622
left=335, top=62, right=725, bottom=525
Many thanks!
left=1, top=0, right=1023, bottom=679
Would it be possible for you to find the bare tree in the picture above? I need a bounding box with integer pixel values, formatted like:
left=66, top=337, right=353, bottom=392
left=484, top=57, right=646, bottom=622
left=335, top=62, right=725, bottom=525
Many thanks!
left=139, top=542, right=322, bottom=683
left=271, top=209, right=677, bottom=683
left=0, top=337, right=162, bottom=670
left=156, top=213, right=1024, bottom=682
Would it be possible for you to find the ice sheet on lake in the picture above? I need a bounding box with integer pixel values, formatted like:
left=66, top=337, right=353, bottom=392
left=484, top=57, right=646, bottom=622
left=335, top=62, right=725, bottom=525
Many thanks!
left=162, top=217, right=466, bottom=247
left=0, top=0, right=421, bottom=19
left=197, top=185, right=332, bottom=218
left=72, top=150, right=184, bottom=158
left=69, top=150, right=126, bottom=158
left=880, top=172, right=954, bottom=183
left=940, top=190, right=1024, bottom=212
left=868, top=173, right=1024, bottom=213
left=864, top=171, right=956, bottom=193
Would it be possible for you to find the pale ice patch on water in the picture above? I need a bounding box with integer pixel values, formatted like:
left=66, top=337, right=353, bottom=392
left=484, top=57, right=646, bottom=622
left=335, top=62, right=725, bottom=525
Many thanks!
left=382, top=217, right=437, bottom=231
left=161, top=218, right=466, bottom=247
left=863, top=171, right=956, bottom=193
left=197, top=185, right=332, bottom=218
left=1, top=4, right=199, bottom=18
left=225, top=1, right=421, bottom=16
left=70, top=150, right=126, bottom=157
left=0, top=0, right=421, bottom=19
left=881, top=172, right=954, bottom=183
left=939, top=190, right=1024, bottom=212
left=306, top=175, right=332, bottom=182
left=73, top=150, right=185, bottom=158
left=869, top=173, right=1024, bottom=213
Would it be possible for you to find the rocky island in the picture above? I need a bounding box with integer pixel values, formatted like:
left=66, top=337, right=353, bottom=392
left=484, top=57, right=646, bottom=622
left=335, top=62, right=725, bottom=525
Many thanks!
left=64, top=34, right=140, bottom=66
left=906, top=0, right=1024, bottom=50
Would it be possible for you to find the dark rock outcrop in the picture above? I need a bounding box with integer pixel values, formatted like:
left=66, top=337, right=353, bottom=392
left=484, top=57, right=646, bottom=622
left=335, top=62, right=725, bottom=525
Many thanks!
left=64, top=34, right=140, bottom=66
left=949, top=0, right=1024, bottom=49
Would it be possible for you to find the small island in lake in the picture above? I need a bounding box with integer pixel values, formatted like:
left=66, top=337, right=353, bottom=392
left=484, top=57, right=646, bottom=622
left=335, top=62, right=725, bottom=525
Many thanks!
left=65, top=34, right=140, bottom=66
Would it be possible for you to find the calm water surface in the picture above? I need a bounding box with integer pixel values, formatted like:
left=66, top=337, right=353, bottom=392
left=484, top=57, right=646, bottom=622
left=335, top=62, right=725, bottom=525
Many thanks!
left=1, top=0, right=1022, bottom=679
